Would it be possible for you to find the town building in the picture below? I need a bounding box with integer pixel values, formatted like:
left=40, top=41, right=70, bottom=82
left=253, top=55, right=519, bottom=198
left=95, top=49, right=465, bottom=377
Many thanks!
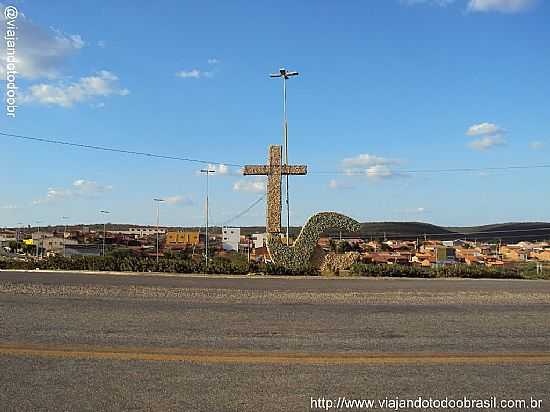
left=435, top=246, right=457, bottom=265
left=114, top=227, right=166, bottom=239
left=42, top=237, right=79, bottom=255
left=0, top=230, right=16, bottom=247
left=222, top=227, right=240, bottom=251
left=165, top=231, right=200, bottom=248
left=251, top=233, right=268, bottom=249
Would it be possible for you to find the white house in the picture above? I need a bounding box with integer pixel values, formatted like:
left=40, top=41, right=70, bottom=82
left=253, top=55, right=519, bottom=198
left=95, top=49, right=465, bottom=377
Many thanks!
left=251, top=233, right=268, bottom=249
left=222, top=227, right=240, bottom=251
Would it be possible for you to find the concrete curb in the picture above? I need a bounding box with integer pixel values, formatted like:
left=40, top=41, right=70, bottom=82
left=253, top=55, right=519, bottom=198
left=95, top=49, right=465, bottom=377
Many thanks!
left=0, top=269, right=544, bottom=282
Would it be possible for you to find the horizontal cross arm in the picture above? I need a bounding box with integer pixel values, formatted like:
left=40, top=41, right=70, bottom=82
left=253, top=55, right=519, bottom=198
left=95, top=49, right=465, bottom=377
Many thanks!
left=282, top=165, right=307, bottom=175
left=243, top=165, right=270, bottom=175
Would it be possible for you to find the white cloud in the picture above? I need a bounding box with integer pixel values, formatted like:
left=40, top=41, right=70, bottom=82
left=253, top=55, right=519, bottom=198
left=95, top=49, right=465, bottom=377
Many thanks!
left=163, top=195, right=194, bottom=206
left=233, top=179, right=266, bottom=193
left=401, top=0, right=537, bottom=12
left=20, top=70, right=129, bottom=107
left=32, top=187, right=71, bottom=205
left=32, top=179, right=112, bottom=205
left=0, top=8, right=85, bottom=79
left=1, top=204, right=18, bottom=210
left=365, top=165, right=398, bottom=179
left=466, top=122, right=506, bottom=150
left=176, top=69, right=201, bottom=79
left=207, top=58, right=220, bottom=64
left=328, top=179, right=354, bottom=190
left=341, top=153, right=403, bottom=180
left=402, top=206, right=428, bottom=214
left=468, top=135, right=506, bottom=150
left=401, top=0, right=455, bottom=6
left=466, top=122, right=503, bottom=136
left=210, top=164, right=230, bottom=175
left=467, top=0, right=537, bottom=13
left=529, top=141, right=544, bottom=150
left=176, top=69, right=212, bottom=79
left=342, top=154, right=398, bottom=168
left=196, top=164, right=238, bottom=176
left=72, top=179, right=113, bottom=195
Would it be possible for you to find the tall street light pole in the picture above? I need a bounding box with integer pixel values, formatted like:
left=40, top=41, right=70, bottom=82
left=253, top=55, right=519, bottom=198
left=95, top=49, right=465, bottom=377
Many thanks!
left=100, top=210, right=110, bottom=257
left=16, top=222, right=23, bottom=243
left=61, top=216, right=69, bottom=257
left=153, top=198, right=165, bottom=264
left=200, top=169, right=216, bottom=267
left=34, top=220, right=42, bottom=258
left=270, top=67, right=299, bottom=245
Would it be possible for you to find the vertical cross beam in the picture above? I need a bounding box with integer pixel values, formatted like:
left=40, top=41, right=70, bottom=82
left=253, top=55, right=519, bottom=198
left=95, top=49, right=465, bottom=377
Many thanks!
left=267, top=145, right=282, bottom=233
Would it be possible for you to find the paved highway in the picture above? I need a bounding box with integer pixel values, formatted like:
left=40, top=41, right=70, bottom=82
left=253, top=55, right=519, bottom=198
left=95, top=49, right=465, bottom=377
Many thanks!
left=1, top=270, right=549, bottom=411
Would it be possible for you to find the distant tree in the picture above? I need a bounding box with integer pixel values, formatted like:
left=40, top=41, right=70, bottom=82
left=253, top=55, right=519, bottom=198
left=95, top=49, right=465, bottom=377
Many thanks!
left=108, top=248, right=133, bottom=258
left=8, top=241, right=18, bottom=253
left=22, top=244, right=35, bottom=255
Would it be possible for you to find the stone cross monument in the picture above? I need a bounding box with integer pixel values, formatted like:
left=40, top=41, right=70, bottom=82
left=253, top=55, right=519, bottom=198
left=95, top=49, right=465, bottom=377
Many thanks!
left=243, top=143, right=360, bottom=270
left=243, top=144, right=307, bottom=234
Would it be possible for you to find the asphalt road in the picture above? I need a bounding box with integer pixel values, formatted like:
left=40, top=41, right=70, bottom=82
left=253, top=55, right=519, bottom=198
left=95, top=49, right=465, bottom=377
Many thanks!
left=1, top=270, right=549, bottom=411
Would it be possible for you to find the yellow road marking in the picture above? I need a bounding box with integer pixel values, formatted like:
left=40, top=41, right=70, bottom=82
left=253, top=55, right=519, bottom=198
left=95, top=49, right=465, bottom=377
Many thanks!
left=1, top=345, right=550, bottom=365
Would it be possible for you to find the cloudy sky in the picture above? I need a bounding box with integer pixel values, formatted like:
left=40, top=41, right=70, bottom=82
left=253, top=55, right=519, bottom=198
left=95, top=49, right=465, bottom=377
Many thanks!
left=0, top=0, right=549, bottom=228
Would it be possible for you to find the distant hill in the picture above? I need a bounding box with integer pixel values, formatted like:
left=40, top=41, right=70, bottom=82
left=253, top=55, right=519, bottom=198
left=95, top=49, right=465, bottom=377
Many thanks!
left=445, top=222, right=550, bottom=243
left=357, top=222, right=454, bottom=239
left=10, top=221, right=550, bottom=242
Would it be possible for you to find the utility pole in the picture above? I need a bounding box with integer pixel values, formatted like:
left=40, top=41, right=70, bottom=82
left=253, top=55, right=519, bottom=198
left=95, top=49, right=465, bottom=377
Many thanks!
left=16, top=222, right=23, bottom=244
left=153, top=199, right=165, bottom=265
left=61, top=216, right=69, bottom=257
left=100, top=210, right=110, bottom=257
left=270, top=67, right=299, bottom=245
left=200, top=169, right=216, bottom=267
left=34, top=220, right=42, bottom=258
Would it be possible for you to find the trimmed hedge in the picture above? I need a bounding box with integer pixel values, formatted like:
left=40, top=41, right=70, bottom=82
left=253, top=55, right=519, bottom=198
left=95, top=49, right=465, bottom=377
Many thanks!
left=0, top=256, right=318, bottom=276
left=350, top=263, right=531, bottom=279
left=0, top=257, right=546, bottom=279
left=268, top=212, right=361, bottom=271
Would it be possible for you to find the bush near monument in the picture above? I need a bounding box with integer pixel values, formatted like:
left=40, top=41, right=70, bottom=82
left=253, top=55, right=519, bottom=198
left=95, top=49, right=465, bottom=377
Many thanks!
left=349, top=262, right=549, bottom=280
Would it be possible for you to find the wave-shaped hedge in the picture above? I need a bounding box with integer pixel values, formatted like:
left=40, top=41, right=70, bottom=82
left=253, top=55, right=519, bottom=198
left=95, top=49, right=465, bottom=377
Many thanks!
left=268, top=212, right=361, bottom=271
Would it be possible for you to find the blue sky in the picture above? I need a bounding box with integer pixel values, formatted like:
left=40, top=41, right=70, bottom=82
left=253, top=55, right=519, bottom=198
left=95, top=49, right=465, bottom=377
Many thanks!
left=1, top=0, right=549, bottom=228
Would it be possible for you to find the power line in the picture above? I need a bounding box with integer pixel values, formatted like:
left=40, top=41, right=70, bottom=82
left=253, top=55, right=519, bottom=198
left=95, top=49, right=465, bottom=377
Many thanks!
left=0, top=131, right=244, bottom=167
left=217, top=194, right=266, bottom=228
left=3, top=130, right=550, bottom=176
left=309, top=164, right=550, bottom=175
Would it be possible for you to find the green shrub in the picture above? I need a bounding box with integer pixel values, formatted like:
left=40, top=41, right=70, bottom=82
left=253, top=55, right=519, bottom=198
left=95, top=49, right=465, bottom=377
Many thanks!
left=0, top=256, right=544, bottom=279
